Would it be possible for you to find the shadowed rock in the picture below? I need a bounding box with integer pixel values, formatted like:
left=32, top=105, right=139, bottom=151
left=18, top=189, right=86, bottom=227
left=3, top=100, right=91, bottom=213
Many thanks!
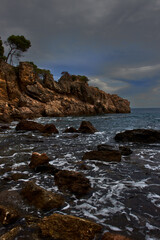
left=119, top=146, right=133, bottom=156
left=97, top=144, right=116, bottom=151
left=38, top=213, right=102, bottom=240
left=83, top=150, right=121, bottom=162
left=63, top=127, right=78, bottom=133
left=21, top=181, right=65, bottom=210
left=78, top=121, right=97, bottom=134
left=16, top=120, right=44, bottom=132
left=42, top=123, right=59, bottom=134
left=0, top=205, right=20, bottom=225
left=102, top=232, right=132, bottom=240
left=29, top=152, right=50, bottom=169
left=54, top=170, right=91, bottom=196
left=115, top=129, right=160, bottom=143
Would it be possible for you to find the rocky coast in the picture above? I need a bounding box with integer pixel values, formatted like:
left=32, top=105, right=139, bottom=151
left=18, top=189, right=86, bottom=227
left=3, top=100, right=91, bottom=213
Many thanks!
left=0, top=60, right=130, bottom=122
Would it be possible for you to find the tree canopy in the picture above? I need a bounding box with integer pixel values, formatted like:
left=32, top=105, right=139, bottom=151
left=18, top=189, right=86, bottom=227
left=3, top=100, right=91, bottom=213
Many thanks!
left=0, top=37, right=4, bottom=59
left=5, top=35, right=31, bottom=64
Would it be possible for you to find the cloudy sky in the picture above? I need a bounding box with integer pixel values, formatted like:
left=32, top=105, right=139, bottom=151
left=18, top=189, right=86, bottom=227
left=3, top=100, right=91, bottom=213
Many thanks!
left=1, top=0, right=160, bottom=107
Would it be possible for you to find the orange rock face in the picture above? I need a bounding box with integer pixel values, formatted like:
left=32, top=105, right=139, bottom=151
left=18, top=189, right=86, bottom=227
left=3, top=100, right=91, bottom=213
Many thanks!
left=0, top=60, right=130, bottom=122
left=102, top=232, right=133, bottom=240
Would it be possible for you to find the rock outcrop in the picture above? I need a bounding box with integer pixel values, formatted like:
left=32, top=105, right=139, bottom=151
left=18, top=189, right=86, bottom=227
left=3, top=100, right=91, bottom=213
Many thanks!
left=38, top=213, right=102, bottom=240
left=0, top=60, right=130, bottom=122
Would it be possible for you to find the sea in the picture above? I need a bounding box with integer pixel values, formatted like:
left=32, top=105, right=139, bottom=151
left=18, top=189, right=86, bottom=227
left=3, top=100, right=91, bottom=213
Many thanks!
left=0, top=108, right=160, bottom=239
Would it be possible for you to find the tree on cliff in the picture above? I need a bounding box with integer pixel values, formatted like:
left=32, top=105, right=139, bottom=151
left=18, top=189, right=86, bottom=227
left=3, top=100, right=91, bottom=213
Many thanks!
left=0, top=37, right=4, bottom=59
left=5, top=35, right=31, bottom=65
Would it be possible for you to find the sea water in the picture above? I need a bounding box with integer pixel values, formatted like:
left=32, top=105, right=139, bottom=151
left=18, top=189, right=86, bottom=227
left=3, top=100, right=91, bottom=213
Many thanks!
left=0, top=108, right=160, bottom=239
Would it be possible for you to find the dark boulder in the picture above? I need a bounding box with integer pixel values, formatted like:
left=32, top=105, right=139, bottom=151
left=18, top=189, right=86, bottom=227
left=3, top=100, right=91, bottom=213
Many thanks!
left=102, top=232, right=132, bottom=240
left=119, top=146, right=133, bottom=156
left=63, top=127, right=78, bottom=133
left=38, top=213, right=102, bottom=240
left=115, top=129, right=160, bottom=143
left=83, top=150, right=121, bottom=162
left=78, top=121, right=97, bottom=134
left=16, top=120, right=44, bottom=132
left=54, top=170, right=91, bottom=196
left=42, top=123, right=59, bottom=134
left=97, top=144, right=116, bottom=151
left=21, top=181, right=65, bottom=210
left=0, top=205, right=20, bottom=225
left=35, top=164, right=59, bottom=175
left=29, top=152, right=51, bottom=169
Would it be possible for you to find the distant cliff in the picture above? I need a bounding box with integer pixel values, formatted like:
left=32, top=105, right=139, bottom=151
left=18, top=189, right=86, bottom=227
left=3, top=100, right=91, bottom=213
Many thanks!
left=0, top=61, right=130, bottom=122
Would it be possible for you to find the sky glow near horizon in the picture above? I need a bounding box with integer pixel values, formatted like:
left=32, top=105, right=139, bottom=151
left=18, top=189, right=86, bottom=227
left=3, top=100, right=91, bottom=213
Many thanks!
left=0, top=0, right=160, bottom=107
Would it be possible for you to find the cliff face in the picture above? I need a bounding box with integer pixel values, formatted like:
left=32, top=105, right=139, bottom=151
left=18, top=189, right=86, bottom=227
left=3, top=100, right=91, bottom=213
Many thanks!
left=0, top=61, right=130, bottom=122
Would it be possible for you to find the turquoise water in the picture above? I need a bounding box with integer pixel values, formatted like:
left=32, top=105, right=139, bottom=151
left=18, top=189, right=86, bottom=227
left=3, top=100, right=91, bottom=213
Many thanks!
left=0, top=108, right=160, bottom=239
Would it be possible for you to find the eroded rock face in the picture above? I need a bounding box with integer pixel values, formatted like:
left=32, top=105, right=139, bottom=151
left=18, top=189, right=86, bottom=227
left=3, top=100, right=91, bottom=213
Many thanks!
left=54, top=170, right=91, bottom=196
left=82, top=150, right=121, bottom=162
left=0, top=205, right=20, bottom=225
left=78, top=121, right=97, bottom=134
left=29, top=152, right=50, bottom=169
left=38, top=213, right=102, bottom=240
left=115, top=129, right=160, bottom=143
left=0, top=61, right=130, bottom=122
left=21, top=181, right=65, bottom=210
left=102, top=232, right=132, bottom=240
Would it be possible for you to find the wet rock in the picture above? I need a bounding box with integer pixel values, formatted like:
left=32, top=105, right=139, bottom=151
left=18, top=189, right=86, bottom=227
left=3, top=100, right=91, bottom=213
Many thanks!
left=63, top=127, right=78, bottom=133
left=0, top=226, right=22, bottom=240
left=78, top=121, right=97, bottom=134
left=21, top=181, right=65, bottom=210
left=16, top=120, right=44, bottom=132
left=42, top=123, right=59, bottom=134
left=114, top=129, right=160, bottom=143
left=0, top=125, right=10, bottom=131
left=38, top=213, right=102, bottom=240
left=119, top=146, right=133, bottom=156
left=82, top=150, right=121, bottom=162
left=54, top=170, right=91, bottom=196
left=29, top=152, right=50, bottom=169
left=8, top=173, right=28, bottom=181
left=63, top=134, right=79, bottom=139
left=35, top=164, right=59, bottom=175
left=97, top=144, right=116, bottom=151
left=0, top=205, right=20, bottom=225
left=102, top=232, right=132, bottom=240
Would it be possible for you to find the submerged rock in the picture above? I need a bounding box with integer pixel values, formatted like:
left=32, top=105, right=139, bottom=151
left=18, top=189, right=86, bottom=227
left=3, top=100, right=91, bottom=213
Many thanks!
left=0, top=205, right=20, bottom=225
left=54, top=170, right=91, bottom=196
left=78, top=121, right=97, bottom=134
left=119, top=146, right=133, bottom=156
left=97, top=144, right=116, bottom=151
left=102, top=232, right=132, bottom=240
left=82, top=150, right=121, bottom=162
left=115, top=129, right=160, bottom=143
left=63, top=127, right=78, bottom=133
left=29, top=152, right=50, bottom=169
left=38, top=213, right=102, bottom=240
left=21, top=181, right=65, bottom=210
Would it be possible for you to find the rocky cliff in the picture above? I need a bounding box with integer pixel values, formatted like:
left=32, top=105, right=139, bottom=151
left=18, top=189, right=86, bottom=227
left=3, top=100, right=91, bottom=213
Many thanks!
left=0, top=60, right=130, bottom=122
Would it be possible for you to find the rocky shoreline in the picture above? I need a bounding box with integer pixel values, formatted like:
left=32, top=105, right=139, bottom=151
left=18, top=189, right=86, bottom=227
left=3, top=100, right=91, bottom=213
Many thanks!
left=0, top=60, right=130, bottom=123
left=1, top=118, right=159, bottom=239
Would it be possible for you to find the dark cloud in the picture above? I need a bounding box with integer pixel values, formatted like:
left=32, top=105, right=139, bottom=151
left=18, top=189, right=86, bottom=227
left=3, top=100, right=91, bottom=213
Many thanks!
left=0, top=0, right=160, bottom=107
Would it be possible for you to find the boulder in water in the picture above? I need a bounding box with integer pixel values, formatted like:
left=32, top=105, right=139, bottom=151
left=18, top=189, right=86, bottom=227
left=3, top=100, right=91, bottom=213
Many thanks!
left=38, top=213, right=102, bottom=240
left=54, top=170, right=91, bottom=196
left=21, top=181, right=65, bottom=210
left=82, top=150, right=121, bottom=162
left=115, top=129, right=160, bottom=143
left=119, top=146, right=133, bottom=156
left=29, top=152, right=50, bottom=169
left=78, top=121, right=97, bottom=134
left=63, top=127, right=78, bottom=133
